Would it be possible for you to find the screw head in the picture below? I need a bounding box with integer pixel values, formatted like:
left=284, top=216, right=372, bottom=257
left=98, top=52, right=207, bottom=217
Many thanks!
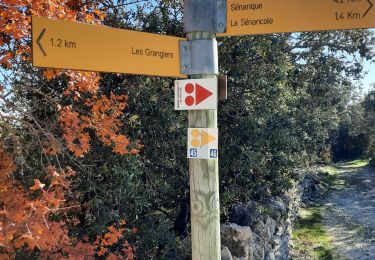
left=219, top=23, right=224, bottom=27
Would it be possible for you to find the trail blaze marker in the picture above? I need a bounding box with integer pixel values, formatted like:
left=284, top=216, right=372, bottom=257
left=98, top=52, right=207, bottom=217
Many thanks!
left=32, top=16, right=187, bottom=78
left=219, top=0, right=375, bottom=36
left=175, top=78, right=218, bottom=110
left=187, top=128, right=218, bottom=159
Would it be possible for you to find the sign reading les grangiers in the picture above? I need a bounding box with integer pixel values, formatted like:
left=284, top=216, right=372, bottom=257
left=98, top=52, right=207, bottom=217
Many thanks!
left=32, top=16, right=187, bottom=78
left=219, top=0, right=375, bottom=36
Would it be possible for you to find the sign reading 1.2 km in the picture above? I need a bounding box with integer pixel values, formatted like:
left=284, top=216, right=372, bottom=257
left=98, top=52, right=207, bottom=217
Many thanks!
left=220, top=0, right=375, bottom=36
left=32, top=16, right=186, bottom=78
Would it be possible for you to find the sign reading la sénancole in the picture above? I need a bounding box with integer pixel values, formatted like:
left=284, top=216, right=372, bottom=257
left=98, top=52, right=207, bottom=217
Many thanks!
left=219, top=0, right=375, bottom=36
left=32, top=16, right=187, bottom=78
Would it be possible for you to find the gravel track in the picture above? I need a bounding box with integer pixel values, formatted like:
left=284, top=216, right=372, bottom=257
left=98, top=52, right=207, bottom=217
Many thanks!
left=322, top=163, right=375, bottom=259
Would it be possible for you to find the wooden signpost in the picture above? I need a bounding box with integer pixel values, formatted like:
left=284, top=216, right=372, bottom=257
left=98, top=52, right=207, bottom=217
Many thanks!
left=219, top=0, right=375, bottom=36
left=32, top=16, right=186, bottom=78
left=31, top=1, right=375, bottom=259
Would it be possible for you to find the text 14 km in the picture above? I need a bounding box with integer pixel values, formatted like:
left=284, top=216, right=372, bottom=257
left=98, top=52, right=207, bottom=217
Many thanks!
left=334, top=0, right=371, bottom=20
left=336, top=11, right=362, bottom=20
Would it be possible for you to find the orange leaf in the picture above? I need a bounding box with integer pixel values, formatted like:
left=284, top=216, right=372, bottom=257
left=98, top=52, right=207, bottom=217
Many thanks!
left=0, top=209, right=9, bottom=218
left=97, top=246, right=107, bottom=256
left=130, top=149, right=139, bottom=155
left=30, top=179, right=45, bottom=191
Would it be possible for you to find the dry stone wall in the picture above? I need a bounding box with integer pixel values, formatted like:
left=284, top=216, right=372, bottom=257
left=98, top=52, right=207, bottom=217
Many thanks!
left=221, top=170, right=322, bottom=260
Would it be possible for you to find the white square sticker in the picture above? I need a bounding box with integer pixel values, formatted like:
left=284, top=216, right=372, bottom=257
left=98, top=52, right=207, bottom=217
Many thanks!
left=175, top=78, right=218, bottom=110
left=187, top=128, right=218, bottom=159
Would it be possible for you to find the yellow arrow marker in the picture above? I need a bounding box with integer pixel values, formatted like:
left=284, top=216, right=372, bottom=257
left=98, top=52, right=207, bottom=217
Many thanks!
left=191, top=129, right=216, bottom=148
left=201, top=130, right=216, bottom=147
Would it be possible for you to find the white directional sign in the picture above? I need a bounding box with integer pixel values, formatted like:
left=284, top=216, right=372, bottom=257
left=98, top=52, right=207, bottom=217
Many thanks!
left=175, top=78, right=218, bottom=110
left=187, top=128, right=218, bottom=159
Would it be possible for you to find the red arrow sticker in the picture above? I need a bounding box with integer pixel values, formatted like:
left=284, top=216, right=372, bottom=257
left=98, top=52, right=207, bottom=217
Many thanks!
left=195, top=83, right=213, bottom=105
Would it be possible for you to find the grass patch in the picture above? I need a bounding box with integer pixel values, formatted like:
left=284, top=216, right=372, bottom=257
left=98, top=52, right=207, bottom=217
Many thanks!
left=292, top=208, right=338, bottom=260
left=340, top=159, right=369, bottom=168
left=321, top=166, right=345, bottom=190
left=322, top=160, right=369, bottom=189
left=324, top=165, right=340, bottom=175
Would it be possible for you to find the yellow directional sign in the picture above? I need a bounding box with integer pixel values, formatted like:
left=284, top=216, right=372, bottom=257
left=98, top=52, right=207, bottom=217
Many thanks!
left=32, top=16, right=187, bottom=78
left=219, top=0, right=375, bottom=36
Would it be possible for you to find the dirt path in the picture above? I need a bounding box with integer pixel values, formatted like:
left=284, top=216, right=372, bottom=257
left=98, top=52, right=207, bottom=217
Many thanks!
left=322, top=162, right=375, bottom=259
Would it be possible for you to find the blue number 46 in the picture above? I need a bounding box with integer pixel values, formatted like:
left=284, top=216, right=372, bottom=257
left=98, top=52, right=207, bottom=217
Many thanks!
left=210, top=149, right=218, bottom=158
left=190, top=148, right=198, bottom=158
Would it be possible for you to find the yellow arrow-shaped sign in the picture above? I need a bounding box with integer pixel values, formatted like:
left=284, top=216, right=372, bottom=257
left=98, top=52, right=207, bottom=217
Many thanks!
left=32, top=16, right=187, bottom=78
left=219, top=0, right=375, bottom=36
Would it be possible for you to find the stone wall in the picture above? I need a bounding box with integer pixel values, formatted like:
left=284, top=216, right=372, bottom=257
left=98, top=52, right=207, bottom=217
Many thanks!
left=221, top=170, right=322, bottom=260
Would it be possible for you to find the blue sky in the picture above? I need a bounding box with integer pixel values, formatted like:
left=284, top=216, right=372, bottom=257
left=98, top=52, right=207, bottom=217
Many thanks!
left=361, top=56, right=375, bottom=94
left=360, top=29, right=375, bottom=94
left=359, top=28, right=375, bottom=94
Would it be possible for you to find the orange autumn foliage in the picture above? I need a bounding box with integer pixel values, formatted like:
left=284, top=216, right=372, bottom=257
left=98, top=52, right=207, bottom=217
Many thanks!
left=0, top=151, right=71, bottom=258
left=0, top=0, right=139, bottom=157
left=92, top=222, right=136, bottom=259
left=0, top=147, right=137, bottom=259
left=59, top=93, right=137, bottom=157
left=0, top=0, right=139, bottom=258
left=0, top=149, right=16, bottom=178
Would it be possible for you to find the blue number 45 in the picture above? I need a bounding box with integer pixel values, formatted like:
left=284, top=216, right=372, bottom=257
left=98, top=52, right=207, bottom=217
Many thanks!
left=190, top=148, right=198, bottom=158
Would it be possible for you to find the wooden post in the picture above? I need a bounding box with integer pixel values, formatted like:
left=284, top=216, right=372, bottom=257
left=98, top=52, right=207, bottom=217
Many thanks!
left=186, top=31, right=221, bottom=259
left=183, top=1, right=223, bottom=258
